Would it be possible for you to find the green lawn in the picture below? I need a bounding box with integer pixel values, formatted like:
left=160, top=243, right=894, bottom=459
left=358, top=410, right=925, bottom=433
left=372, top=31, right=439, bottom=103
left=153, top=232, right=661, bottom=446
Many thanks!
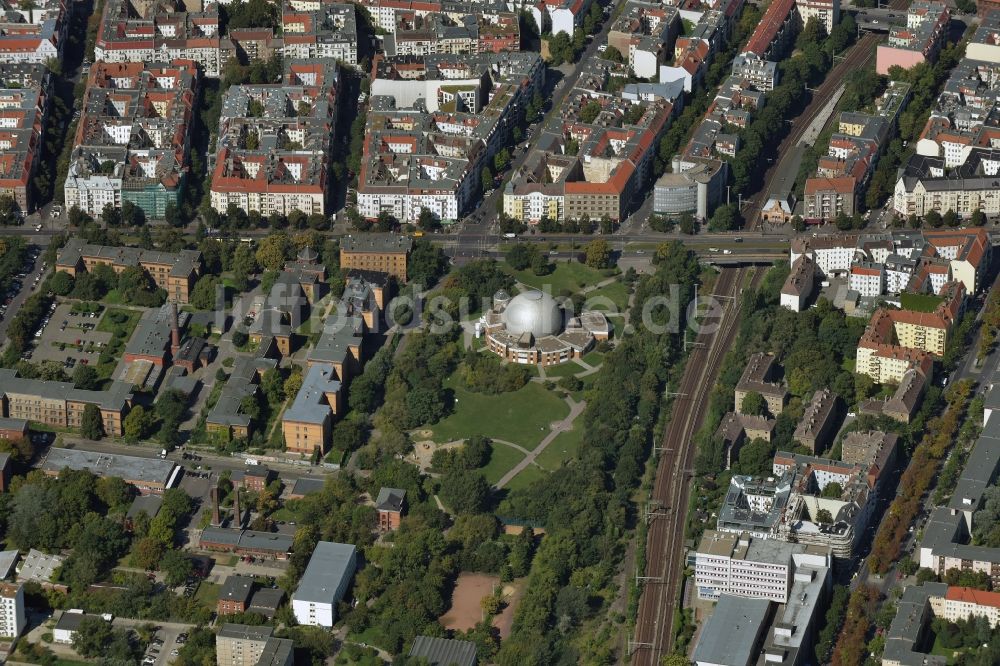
left=583, top=350, right=604, bottom=366
left=585, top=281, right=629, bottom=313
left=193, top=581, right=220, bottom=611
left=507, top=261, right=606, bottom=295
left=537, top=424, right=584, bottom=470
left=542, top=361, right=585, bottom=379
left=504, top=463, right=547, bottom=491
left=429, top=372, right=570, bottom=449
left=480, top=443, right=526, bottom=484
left=901, top=292, right=944, bottom=313
left=96, top=307, right=142, bottom=334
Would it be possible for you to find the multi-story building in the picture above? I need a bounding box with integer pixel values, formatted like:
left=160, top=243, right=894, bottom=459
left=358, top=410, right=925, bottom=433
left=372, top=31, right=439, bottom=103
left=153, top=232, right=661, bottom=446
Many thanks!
left=218, top=575, right=254, bottom=616
left=0, top=80, right=48, bottom=213
left=793, top=388, right=841, bottom=454
left=848, top=262, right=885, bottom=297
left=0, top=370, right=133, bottom=438
left=384, top=11, right=520, bottom=57
left=796, top=0, right=838, bottom=34
left=291, top=541, right=357, bottom=627
left=0, top=0, right=67, bottom=64
left=40, top=448, right=177, bottom=494
left=734, top=352, right=787, bottom=416
left=206, top=356, right=277, bottom=442
left=282, top=2, right=359, bottom=64
left=340, top=234, right=413, bottom=282
left=364, top=52, right=543, bottom=224
left=742, top=0, right=798, bottom=63
left=780, top=255, right=816, bottom=312
left=652, top=158, right=727, bottom=221
left=0, top=583, right=25, bottom=638
left=216, top=624, right=293, bottom=666
left=694, top=530, right=831, bottom=602
left=282, top=363, right=345, bottom=454
left=876, top=1, right=950, bottom=74
left=932, top=587, right=1000, bottom=627
left=56, top=238, right=202, bottom=304
left=606, top=1, right=679, bottom=79
left=64, top=61, right=197, bottom=219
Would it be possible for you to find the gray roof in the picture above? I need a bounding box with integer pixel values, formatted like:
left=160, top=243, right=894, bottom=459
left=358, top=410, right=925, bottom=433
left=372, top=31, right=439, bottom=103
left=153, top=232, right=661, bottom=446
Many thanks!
left=256, top=637, right=294, bottom=666
left=290, top=477, right=325, bottom=496
left=283, top=363, right=341, bottom=425
left=17, top=548, right=63, bottom=583
left=882, top=583, right=948, bottom=666
left=201, top=528, right=294, bottom=554
left=218, top=623, right=275, bottom=641
left=125, top=304, right=190, bottom=360
left=42, top=448, right=176, bottom=487
left=293, top=541, right=357, bottom=605
left=756, top=565, right=831, bottom=665
left=922, top=507, right=1000, bottom=565
left=248, top=587, right=285, bottom=616
left=0, top=550, right=19, bottom=579
left=0, top=417, right=28, bottom=433
left=340, top=234, right=413, bottom=254
left=220, top=575, right=255, bottom=606
left=408, top=636, right=477, bottom=666
left=126, top=494, right=163, bottom=521
left=691, top=595, right=772, bottom=666
left=207, top=356, right=277, bottom=429
left=375, top=487, right=405, bottom=513
left=949, top=412, right=1000, bottom=513
left=55, top=610, right=100, bottom=633
left=56, top=237, right=200, bottom=279
left=307, top=314, right=363, bottom=366
left=0, top=369, right=133, bottom=412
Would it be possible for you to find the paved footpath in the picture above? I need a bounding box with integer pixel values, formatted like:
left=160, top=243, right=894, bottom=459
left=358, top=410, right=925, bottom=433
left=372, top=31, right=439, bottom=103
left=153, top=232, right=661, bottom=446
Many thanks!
left=494, top=396, right=585, bottom=489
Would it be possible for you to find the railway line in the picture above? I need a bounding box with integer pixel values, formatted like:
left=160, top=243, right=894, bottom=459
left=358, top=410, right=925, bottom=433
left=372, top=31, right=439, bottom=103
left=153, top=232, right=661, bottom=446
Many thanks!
left=630, top=265, right=762, bottom=665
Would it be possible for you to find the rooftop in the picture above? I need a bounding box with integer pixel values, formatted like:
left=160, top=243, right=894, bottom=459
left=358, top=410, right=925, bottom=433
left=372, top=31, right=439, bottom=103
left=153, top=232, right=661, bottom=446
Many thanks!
left=692, top=595, right=772, bottom=666
left=41, top=448, right=176, bottom=486
left=293, top=541, right=357, bottom=604
left=407, top=636, right=477, bottom=666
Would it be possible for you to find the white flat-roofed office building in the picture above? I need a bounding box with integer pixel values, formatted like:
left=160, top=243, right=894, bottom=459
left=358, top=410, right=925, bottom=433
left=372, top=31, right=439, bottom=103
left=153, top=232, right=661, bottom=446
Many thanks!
left=291, top=541, right=357, bottom=627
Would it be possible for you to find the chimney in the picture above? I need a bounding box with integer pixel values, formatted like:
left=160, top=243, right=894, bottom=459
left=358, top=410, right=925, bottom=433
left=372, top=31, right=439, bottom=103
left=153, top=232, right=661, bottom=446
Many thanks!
left=233, top=488, right=241, bottom=528
left=210, top=486, right=220, bottom=527
left=170, top=301, right=181, bottom=354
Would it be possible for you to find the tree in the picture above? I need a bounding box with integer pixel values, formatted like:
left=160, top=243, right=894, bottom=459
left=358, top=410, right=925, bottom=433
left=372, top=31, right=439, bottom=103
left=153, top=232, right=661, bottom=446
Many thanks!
left=189, top=275, right=221, bottom=310
left=0, top=194, right=19, bottom=225
left=81, top=403, right=103, bottom=440
left=494, top=148, right=511, bottom=173
left=734, top=437, right=774, bottom=476
left=821, top=482, right=843, bottom=498
left=584, top=239, right=612, bottom=269
left=677, top=213, right=695, bottom=235
left=740, top=391, right=768, bottom=416
left=506, top=243, right=535, bottom=271
left=72, top=363, right=99, bottom=390
left=72, top=616, right=113, bottom=658
left=160, top=549, right=194, bottom=587
left=481, top=166, right=494, bottom=193
left=816, top=508, right=834, bottom=524
left=255, top=231, right=291, bottom=271
left=791, top=215, right=806, bottom=232
left=284, top=370, right=303, bottom=399
left=130, top=536, right=165, bottom=570
left=943, top=209, right=960, bottom=228
left=123, top=405, right=155, bottom=443
left=101, top=202, right=122, bottom=227
left=579, top=101, right=601, bottom=124
left=439, top=470, right=490, bottom=514
left=709, top=204, right=741, bottom=232
left=972, top=210, right=987, bottom=227
left=418, top=207, right=440, bottom=232
left=924, top=210, right=943, bottom=228
left=232, top=329, right=249, bottom=348
left=49, top=270, right=74, bottom=295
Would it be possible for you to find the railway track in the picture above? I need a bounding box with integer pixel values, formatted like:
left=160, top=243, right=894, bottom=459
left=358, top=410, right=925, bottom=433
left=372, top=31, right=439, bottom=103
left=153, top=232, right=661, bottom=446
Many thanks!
left=630, top=265, right=763, bottom=665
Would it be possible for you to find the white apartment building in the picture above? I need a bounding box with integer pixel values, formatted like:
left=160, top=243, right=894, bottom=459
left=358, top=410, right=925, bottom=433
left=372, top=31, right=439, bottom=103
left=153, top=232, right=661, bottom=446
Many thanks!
left=694, top=530, right=831, bottom=603
left=63, top=169, right=123, bottom=217
left=357, top=190, right=462, bottom=224
left=790, top=237, right=857, bottom=277
left=0, top=583, right=25, bottom=638
left=797, top=0, right=839, bottom=33
left=848, top=262, right=885, bottom=297
left=931, top=587, right=1000, bottom=627
left=291, top=542, right=357, bottom=627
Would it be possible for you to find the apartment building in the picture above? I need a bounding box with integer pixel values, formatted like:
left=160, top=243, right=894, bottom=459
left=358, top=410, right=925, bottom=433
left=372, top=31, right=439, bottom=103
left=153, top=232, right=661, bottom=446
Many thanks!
left=210, top=60, right=338, bottom=217
left=63, top=60, right=197, bottom=219
left=742, top=0, right=798, bottom=63
left=94, top=0, right=232, bottom=78
left=848, top=262, right=885, bottom=297
left=734, top=352, right=788, bottom=416
left=876, top=1, right=950, bottom=74
left=385, top=11, right=520, bottom=57
left=0, top=369, right=133, bottom=438
left=780, top=255, right=817, bottom=312
left=282, top=363, right=343, bottom=454
left=504, top=88, right=675, bottom=224
left=364, top=52, right=543, bottom=224
left=218, top=575, right=254, bottom=616
left=291, top=542, right=357, bottom=627
left=340, top=234, right=413, bottom=282
left=0, top=3, right=66, bottom=64
left=56, top=238, right=201, bottom=304
left=0, top=583, right=25, bottom=638
left=206, top=356, right=278, bottom=442
left=606, top=1, right=680, bottom=79
left=797, top=0, right=838, bottom=33
left=282, top=2, right=358, bottom=64
left=0, top=83, right=47, bottom=212
left=216, top=624, right=293, bottom=666
left=793, top=388, right=841, bottom=454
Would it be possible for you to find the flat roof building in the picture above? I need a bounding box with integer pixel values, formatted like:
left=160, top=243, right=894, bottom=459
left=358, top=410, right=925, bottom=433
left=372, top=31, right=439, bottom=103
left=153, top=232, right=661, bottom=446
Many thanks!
left=692, top=595, right=773, bottom=666
left=291, top=541, right=357, bottom=627
left=407, top=636, right=477, bottom=666
left=41, top=448, right=177, bottom=494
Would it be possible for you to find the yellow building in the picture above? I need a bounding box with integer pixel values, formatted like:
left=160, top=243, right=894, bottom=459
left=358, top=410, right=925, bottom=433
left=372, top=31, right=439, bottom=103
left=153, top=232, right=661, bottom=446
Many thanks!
left=282, top=363, right=343, bottom=454
left=0, top=369, right=132, bottom=437
left=55, top=238, right=201, bottom=304
left=340, top=234, right=413, bottom=282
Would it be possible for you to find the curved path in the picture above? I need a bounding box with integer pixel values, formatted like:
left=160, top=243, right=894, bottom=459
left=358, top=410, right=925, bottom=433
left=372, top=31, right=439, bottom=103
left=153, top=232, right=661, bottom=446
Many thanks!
left=494, top=396, right=585, bottom=489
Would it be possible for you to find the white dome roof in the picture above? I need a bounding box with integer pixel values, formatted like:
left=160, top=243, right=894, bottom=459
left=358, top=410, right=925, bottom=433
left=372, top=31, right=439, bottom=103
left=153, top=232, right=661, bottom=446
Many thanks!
left=502, top=290, right=562, bottom=338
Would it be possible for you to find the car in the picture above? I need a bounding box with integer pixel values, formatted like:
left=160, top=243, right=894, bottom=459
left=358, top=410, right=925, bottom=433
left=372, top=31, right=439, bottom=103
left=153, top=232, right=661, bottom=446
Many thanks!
left=34, top=224, right=42, bottom=231
left=171, top=650, right=179, bottom=656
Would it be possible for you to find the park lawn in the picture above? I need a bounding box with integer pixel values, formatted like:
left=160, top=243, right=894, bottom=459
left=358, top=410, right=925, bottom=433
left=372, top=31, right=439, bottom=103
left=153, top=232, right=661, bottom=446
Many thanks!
left=347, top=626, right=392, bottom=652
left=585, top=281, right=629, bottom=313
left=901, top=292, right=944, bottom=313
left=480, top=443, right=526, bottom=485
left=504, top=464, right=547, bottom=491
left=582, top=350, right=604, bottom=366
left=536, top=423, right=584, bottom=470
left=508, top=261, right=606, bottom=294
left=430, top=373, right=570, bottom=449
left=542, top=361, right=585, bottom=379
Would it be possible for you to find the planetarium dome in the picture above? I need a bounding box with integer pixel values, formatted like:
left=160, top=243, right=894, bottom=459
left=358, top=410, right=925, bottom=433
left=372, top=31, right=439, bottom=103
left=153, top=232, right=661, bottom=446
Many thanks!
left=502, top=290, right=563, bottom=338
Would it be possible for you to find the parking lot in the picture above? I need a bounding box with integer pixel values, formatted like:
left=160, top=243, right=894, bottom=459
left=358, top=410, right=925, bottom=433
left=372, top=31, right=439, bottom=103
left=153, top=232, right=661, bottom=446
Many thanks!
left=0, top=244, right=43, bottom=336
left=29, top=302, right=113, bottom=369
left=111, top=619, right=193, bottom=666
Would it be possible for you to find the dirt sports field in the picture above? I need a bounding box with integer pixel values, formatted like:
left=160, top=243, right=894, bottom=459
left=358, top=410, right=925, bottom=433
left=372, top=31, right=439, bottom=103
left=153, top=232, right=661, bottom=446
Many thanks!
left=440, top=573, right=526, bottom=639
